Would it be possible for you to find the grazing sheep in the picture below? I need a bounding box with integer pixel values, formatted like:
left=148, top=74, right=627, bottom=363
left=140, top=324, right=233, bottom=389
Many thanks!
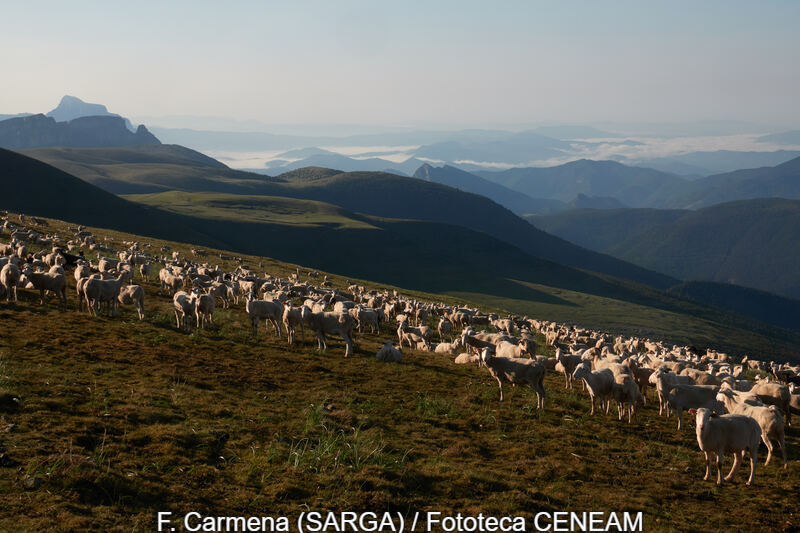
left=139, top=262, right=151, bottom=281
left=306, top=311, right=355, bottom=357
left=650, top=367, right=695, bottom=416
left=192, top=292, right=215, bottom=329
left=572, top=364, right=615, bottom=415
left=282, top=303, right=306, bottom=345
left=667, top=385, right=723, bottom=430
left=245, top=292, right=283, bottom=338
left=173, top=291, right=196, bottom=333
left=118, top=284, right=145, bottom=320
left=454, top=352, right=479, bottom=365
left=376, top=341, right=402, bottom=362
left=691, top=407, right=761, bottom=486
left=480, top=348, right=545, bottom=408
left=25, top=271, right=67, bottom=309
left=612, top=374, right=644, bottom=423
left=437, top=317, right=453, bottom=341
left=84, top=274, right=125, bottom=316
left=555, top=349, right=583, bottom=389
left=0, top=263, right=20, bottom=302
left=749, top=381, right=792, bottom=427
left=717, top=388, right=787, bottom=468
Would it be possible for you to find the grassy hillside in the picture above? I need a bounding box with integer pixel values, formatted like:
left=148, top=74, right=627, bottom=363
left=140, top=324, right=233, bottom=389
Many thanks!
left=21, top=145, right=678, bottom=290
left=0, top=216, right=797, bottom=533
left=123, top=191, right=378, bottom=229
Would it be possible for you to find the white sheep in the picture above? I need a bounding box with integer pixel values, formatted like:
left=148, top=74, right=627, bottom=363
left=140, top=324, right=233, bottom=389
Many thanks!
left=0, top=263, right=20, bottom=302
left=749, top=381, right=792, bottom=427
left=192, top=292, right=215, bottom=329
left=306, top=311, right=355, bottom=357
left=84, top=274, right=125, bottom=316
left=173, top=291, right=196, bottom=333
left=282, top=303, right=306, bottom=345
left=717, top=388, right=787, bottom=468
left=25, top=271, right=67, bottom=309
left=572, top=364, right=615, bottom=415
left=118, top=284, right=145, bottom=320
left=245, top=292, right=283, bottom=338
left=480, top=348, right=545, bottom=408
left=691, top=407, right=761, bottom=486
left=375, top=341, right=402, bottom=363
left=666, top=384, right=723, bottom=430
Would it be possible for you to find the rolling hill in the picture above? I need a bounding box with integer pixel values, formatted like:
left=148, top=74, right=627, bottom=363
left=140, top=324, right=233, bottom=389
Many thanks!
left=532, top=198, right=800, bottom=299
left=20, top=145, right=678, bottom=290
left=412, top=164, right=565, bottom=215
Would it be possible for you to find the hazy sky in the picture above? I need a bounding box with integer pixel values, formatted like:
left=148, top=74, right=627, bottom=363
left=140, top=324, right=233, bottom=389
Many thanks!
left=2, top=1, right=799, bottom=128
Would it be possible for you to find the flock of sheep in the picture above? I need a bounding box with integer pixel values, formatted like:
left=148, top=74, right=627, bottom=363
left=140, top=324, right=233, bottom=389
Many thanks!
left=1, top=211, right=799, bottom=488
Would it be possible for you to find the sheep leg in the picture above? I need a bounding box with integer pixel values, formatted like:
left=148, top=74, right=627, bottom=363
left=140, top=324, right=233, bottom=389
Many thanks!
left=779, top=432, right=787, bottom=469
left=762, top=433, right=773, bottom=466
left=496, top=377, right=505, bottom=402
left=174, top=309, right=181, bottom=329
left=589, top=395, right=595, bottom=415
left=725, top=450, right=742, bottom=482
left=676, top=409, right=682, bottom=431
left=715, top=450, right=724, bottom=486
left=702, top=451, right=712, bottom=481
left=343, top=333, right=353, bottom=358
left=747, top=446, right=757, bottom=485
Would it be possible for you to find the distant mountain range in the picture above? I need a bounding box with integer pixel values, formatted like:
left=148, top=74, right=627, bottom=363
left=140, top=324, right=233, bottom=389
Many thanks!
left=631, top=150, right=800, bottom=177
left=264, top=147, right=425, bottom=176
left=0, top=114, right=160, bottom=150
left=475, top=159, right=688, bottom=207
left=532, top=197, right=800, bottom=299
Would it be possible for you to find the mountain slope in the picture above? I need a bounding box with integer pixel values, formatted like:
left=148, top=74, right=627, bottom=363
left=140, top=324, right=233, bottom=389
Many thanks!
left=476, top=159, right=689, bottom=206
left=532, top=198, right=800, bottom=298
left=20, top=146, right=678, bottom=289
left=663, top=155, right=800, bottom=208
left=413, top=163, right=565, bottom=214
left=0, top=114, right=159, bottom=150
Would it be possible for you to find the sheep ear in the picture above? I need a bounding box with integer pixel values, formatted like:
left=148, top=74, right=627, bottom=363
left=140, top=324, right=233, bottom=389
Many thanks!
left=688, top=408, right=697, bottom=414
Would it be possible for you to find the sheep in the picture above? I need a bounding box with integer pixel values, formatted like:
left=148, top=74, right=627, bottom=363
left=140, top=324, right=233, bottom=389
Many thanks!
left=612, top=374, right=644, bottom=423
left=401, top=331, right=429, bottom=351
left=173, top=291, right=196, bottom=333
left=433, top=337, right=464, bottom=355
left=205, top=282, right=231, bottom=309
left=375, top=341, right=402, bottom=363
left=192, top=292, right=215, bottom=329
left=349, top=306, right=379, bottom=334
left=555, top=349, right=583, bottom=389
left=0, top=263, right=20, bottom=302
left=495, top=338, right=536, bottom=359
left=139, top=262, right=151, bottom=281
left=749, top=381, right=792, bottom=427
left=650, top=367, right=695, bottom=416
left=666, top=384, right=723, bottom=430
left=437, top=317, right=453, bottom=341
left=245, top=292, right=283, bottom=338
left=84, top=274, right=125, bottom=316
left=25, top=271, right=67, bottom=309
left=572, top=364, right=615, bottom=415
left=73, top=263, right=90, bottom=283
left=282, top=303, right=306, bottom=345
left=306, top=311, right=355, bottom=357
left=118, top=284, right=145, bottom=320
left=691, top=407, right=761, bottom=486
left=454, top=352, right=479, bottom=365
left=717, top=388, right=787, bottom=468
left=480, top=348, right=545, bottom=408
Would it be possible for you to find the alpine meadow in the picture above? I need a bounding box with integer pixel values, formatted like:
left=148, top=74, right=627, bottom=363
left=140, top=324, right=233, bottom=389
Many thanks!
left=2, top=2, right=800, bottom=533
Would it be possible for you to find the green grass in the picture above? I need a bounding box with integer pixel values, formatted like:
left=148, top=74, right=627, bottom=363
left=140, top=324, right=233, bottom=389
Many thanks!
left=124, top=191, right=377, bottom=229
left=0, top=215, right=797, bottom=532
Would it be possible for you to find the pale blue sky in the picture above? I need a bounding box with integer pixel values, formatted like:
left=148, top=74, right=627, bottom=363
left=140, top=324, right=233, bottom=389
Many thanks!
left=2, top=1, right=798, bottom=128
